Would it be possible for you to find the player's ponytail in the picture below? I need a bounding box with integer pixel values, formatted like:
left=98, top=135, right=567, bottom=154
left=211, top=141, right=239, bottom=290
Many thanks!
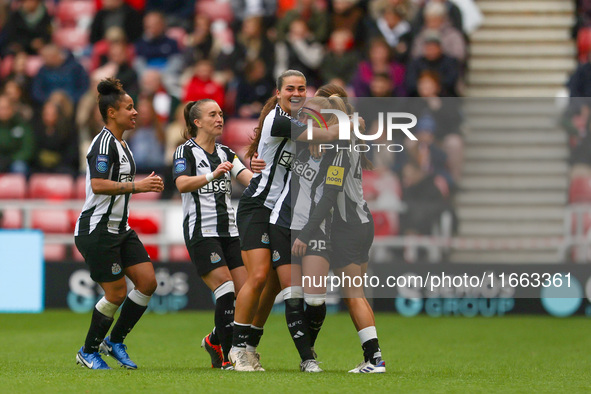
left=97, top=77, right=126, bottom=122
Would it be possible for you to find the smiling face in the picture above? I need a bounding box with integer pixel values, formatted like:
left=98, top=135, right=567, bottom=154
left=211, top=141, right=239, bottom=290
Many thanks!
left=194, top=101, right=224, bottom=137
left=277, top=75, right=307, bottom=115
left=109, top=94, right=137, bottom=131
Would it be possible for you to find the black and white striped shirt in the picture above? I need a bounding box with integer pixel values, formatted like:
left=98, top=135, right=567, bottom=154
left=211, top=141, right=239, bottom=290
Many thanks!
left=75, top=127, right=136, bottom=236
left=173, top=139, right=247, bottom=239
left=241, top=105, right=306, bottom=214
left=333, top=147, right=372, bottom=225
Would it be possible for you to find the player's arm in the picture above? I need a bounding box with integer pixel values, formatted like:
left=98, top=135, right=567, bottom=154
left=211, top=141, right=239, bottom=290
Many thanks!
left=236, top=153, right=266, bottom=186
left=91, top=172, right=164, bottom=195
left=175, top=162, right=233, bottom=193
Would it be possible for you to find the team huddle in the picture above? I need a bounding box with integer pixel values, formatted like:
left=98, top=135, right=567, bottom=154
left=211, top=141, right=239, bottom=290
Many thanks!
left=73, top=71, right=385, bottom=373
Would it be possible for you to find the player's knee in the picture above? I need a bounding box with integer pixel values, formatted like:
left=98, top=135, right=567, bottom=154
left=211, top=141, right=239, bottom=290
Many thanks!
left=139, top=277, right=158, bottom=296
left=107, top=289, right=127, bottom=305
left=250, top=271, right=269, bottom=291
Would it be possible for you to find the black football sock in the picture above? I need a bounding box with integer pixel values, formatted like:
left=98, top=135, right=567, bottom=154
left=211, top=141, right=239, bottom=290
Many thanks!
left=232, top=322, right=250, bottom=348
left=246, top=326, right=264, bottom=351
left=83, top=308, right=114, bottom=353
left=109, top=290, right=150, bottom=343
left=304, top=301, right=326, bottom=348
left=209, top=326, right=220, bottom=346
left=284, top=291, right=314, bottom=362
left=214, top=291, right=235, bottom=361
left=362, top=338, right=382, bottom=365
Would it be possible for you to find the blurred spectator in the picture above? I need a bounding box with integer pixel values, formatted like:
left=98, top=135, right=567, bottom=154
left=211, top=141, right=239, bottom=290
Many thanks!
left=400, top=159, right=448, bottom=235
left=3, top=52, right=33, bottom=94
left=183, top=59, right=226, bottom=108
left=139, top=69, right=174, bottom=122
left=413, top=0, right=463, bottom=34
left=406, top=70, right=463, bottom=182
left=395, top=115, right=454, bottom=192
left=276, top=0, right=329, bottom=43
left=1, top=0, right=52, bottom=56
left=93, top=41, right=140, bottom=100
left=411, top=3, right=466, bottom=63
left=31, top=44, right=89, bottom=105
left=89, top=26, right=135, bottom=71
left=0, top=94, right=34, bottom=175
left=405, top=33, right=459, bottom=96
left=182, top=14, right=214, bottom=68
left=320, top=29, right=360, bottom=85
left=162, top=104, right=186, bottom=198
left=351, top=37, right=405, bottom=97
left=235, top=16, right=275, bottom=78
left=32, top=99, right=79, bottom=175
left=145, top=0, right=196, bottom=29
left=76, top=78, right=104, bottom=172
left=275, top=19, right=325, bottom=85
left=366, top=4, right=413, bottom=63
left=567, top=60, right=591, bottom=98
left=230, top=0, right=278, bottom=32
left=90, top=0, right=143, bottom=44
left=369, top=0, right=418, bottom=21
left=235, top=59, right=273, bottom=118
left=1, top=78, right=33, bottom=122
left=127, top=96, right=166, bottom=173
left=134, top=11, right=181, bottom=70
left=329, top=0, right=367, bottom=47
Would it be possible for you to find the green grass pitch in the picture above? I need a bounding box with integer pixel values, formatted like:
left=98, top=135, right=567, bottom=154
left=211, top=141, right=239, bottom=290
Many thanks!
left=0, top=311, right=590, bottom=393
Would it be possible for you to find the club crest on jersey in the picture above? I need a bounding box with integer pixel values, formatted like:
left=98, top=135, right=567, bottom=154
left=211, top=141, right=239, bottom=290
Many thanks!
left=261, top=233, right=270, bottom=244
left=97, top=155, right=109, bottom=173
left=210, top=252, right=221, bottom=264
left=272, top=250, right=280, bottom=262
left=174, top=158, right=186, bottom=173
left=111, top=263, right=122, bottom=275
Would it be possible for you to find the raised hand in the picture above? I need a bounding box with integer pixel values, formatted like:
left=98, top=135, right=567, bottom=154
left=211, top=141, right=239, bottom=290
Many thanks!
left=137, top=171, right=164, bottom=193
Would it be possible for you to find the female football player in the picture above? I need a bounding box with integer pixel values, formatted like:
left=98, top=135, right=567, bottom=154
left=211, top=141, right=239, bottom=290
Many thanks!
left=173, top=99, right=265, bottom=370
left=74, top=78, right=164, bottom=370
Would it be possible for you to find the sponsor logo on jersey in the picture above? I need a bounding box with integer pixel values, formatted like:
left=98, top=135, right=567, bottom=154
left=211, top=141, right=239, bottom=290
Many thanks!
left=174, top=158, right=187, bottom=173
left=111, top=263, right=122, bottom=275
left=210, top=252, right=221, bottom=264
left=272, top=250, right=280, bottom=262
left=118, top=174, right=134, bottom=183
left=292, top=159, right=317, bottom=181
left=261, top=233, right=270, bottom=244
left=97, top=155, right=109, bottom=173
left=278, top=150, right=294, bottom=169
left=200, top=179, right=231, bottom=194
left=326, top=166, right=344, bottom=186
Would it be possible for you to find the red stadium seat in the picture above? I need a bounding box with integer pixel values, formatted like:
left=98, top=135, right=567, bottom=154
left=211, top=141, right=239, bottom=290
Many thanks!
left=145, top=245, right=160, bottom=261
left=55, top=0, right=96, bottom=28
left=362, top=170, right=380, bottom=201
left=0, top=209, right=23, bottom=229
left=31, top=209, right=71, bottom=233
left=221, top=119, right=258, bottom=158
left=75, top=175, right=87, bottom=199
left=44, top=244, right=67, bottom=262
left=72, top=245, right=85, bottom=262
left=372, top=210, right=399, bottom=236
left=196, top=1, right=234, bottom=23
left=578, top=27, right=591, bottom=62
left=29, top=174, right=74, bottom=200
left=169, top=244, right=190, bottom=262
left=0, top=173, right=27, bottom=199
left=53, top=27, right=90, bottom=52
left=128, top=210, right=161, bottom=234
left=569, top=177, right=591, bottom=203
left=130, top=174, right=162, bottom=200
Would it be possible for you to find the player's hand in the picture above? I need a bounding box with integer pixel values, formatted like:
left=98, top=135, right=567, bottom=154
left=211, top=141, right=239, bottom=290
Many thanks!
left=137, top=171, right=164, bottom=193
left=250, top=152, right=266, bottom=173
left=309, top=144, right=322, bottom=159
left=213, top=161, right=233, bottom=178
left=292, top=238, right=307, bottom=257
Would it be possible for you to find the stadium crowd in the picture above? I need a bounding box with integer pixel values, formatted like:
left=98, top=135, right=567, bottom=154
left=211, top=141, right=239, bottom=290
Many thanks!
left=0, top=0, right=478, bottom=237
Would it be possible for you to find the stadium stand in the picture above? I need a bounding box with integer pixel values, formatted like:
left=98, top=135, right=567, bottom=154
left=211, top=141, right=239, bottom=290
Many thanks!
left=0, top=173, right=27, bottom=199
left=28, top=174, right=74, bottom=200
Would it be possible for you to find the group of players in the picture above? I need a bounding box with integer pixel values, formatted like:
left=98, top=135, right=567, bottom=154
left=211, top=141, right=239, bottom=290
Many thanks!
left=73, top=70, right=385, bottom=373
